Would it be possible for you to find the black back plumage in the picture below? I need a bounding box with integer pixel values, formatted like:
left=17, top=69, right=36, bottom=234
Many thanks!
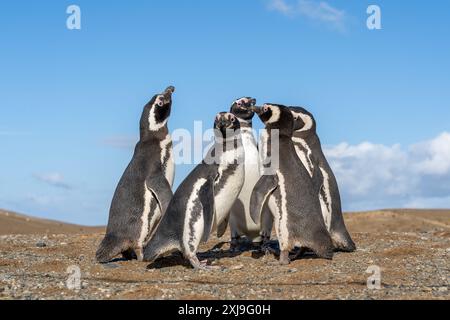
left=96, top=86, right=175, bottom=263
left=290, top=106, right=356, bottom=252
left=251, top=104, right=334, bottom=260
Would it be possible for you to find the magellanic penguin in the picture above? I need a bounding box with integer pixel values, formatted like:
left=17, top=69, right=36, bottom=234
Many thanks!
left=144, top=112, right=245, bottom=270
left=223, top=97, right=263, bottom=248
left=96, top=86, right=176, bottom=263
left=250, top=104, right=334, bottom=265
left=290, top=107, right=356, bottom=252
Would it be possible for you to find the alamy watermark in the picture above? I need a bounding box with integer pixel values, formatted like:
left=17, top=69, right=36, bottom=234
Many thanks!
left=366, top=265, right=382, bottom=290
left=66, top=5, right=81, bottom=30
left=66, top=5, right=382, bottom=32
left=66, top=265, right=81, bottom=291
left=171, top=124, right=280, bottom=175
left=367, top=5, right=382, bottom=30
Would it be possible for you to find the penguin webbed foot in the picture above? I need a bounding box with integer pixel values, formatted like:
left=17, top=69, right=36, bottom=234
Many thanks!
left=279, top=250, right=291, bottom=265
left=259, top=237, right=278, bottom=256
left=188, top=255, right=223, bottom=271
left=121, top=249, right=138, bottom=261
left=229, top=237, right=240, bottom=252
left=263, top=247, right=292, bottom=265
left=289, top=247, right=307, bottom=261
left=262, top=244, right=278, bottom=256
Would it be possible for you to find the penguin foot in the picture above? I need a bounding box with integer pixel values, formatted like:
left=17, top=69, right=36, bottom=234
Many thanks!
left=229, top=237, right=241, bottom=253
left=135, top=247, right=144, bottom=262
left=289, top=247, right=307, bottom=261
left=229, top=246, right=241, bottom=254
left=260, top=239, right=277, bottom=256
left=263, top=246, right=278, bottom=256
left=267, top=253, right=290, bottom=266
left=188, top=256, right=222, bottom=271
left=200, top=260, right=223, bottom=271
left=279, top=250, right=291, bottom=265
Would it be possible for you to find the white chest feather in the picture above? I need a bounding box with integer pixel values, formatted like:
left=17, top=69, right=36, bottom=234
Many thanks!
left=138, top=182, right=161, bottom=248
left=266, top=171, right=290, bottom=248
left=259, top=130, right=269, bottom=173
left=241, top=129, right=260, bottom=185
left=160, top=135, right=175, bottom=187
left=214, top=164, right=245, bottom=226
left=319, top=167, right=332, bottom=231
left=234, top=129, right=261, bottom=228
left=292, top=137, right=314, bottom=177
left=148, top=104, right=168, bottom=132
left=183, top=178, right=208, bottom=254
left=275, top=171, right=290, bottom=247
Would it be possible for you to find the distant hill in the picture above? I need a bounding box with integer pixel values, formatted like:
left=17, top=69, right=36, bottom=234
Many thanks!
left=1, top=208, right=449, bottom=236
left=0, top=209, right=104, bottom=235
left=344, top=209, right=450, bottom=233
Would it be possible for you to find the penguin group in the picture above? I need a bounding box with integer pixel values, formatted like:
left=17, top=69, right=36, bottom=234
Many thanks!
left=96, top=86, right=356, bottom=270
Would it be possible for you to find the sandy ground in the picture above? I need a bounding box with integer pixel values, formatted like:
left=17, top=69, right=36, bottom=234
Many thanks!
left=0, top=209, right=449, bottom=300
left=0, top=210, right=103, bottom=235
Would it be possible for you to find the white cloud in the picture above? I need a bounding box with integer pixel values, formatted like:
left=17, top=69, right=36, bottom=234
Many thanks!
left=325, top=132, right=450, bottom=211
left=268, top=0, right=347, bottom=31
left=411, top=132, right=450, bottom=175
left=269, top=0, right=294, bottom=16
left=33, top=172, right=72, bottom=190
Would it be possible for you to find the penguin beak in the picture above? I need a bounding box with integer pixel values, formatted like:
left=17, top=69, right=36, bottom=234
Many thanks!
left=218, top=119, right=228, bottom=129
left=162, top=86, right=175, bottom=103
left=251, top=106, right=262, bottom=115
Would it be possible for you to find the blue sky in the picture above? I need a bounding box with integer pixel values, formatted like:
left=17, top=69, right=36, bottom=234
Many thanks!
left=1, top=1, right=449, bottom=225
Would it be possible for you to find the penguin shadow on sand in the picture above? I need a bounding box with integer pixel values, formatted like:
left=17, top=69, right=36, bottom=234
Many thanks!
left=250, top=240, right=328, bottom=263
left=145, top=241, right=252, bottom=270
left=145, top=239, right=324, bottom=270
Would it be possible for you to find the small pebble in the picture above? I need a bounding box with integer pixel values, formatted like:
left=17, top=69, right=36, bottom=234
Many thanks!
left=230, top=264, right=244, bottom=270
left=102, top=263, right=120, bottom=269
left=35, top=242, right=47, bottom=248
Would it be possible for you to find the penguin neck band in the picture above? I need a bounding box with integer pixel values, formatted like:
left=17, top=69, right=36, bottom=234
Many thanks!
left=293, top=130, right=309, bottom=139
left=238, top=120, right=253, bottom=128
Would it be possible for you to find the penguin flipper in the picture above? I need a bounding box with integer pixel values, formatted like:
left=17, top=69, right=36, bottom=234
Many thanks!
left=260, top=205, right=274, bottom=240
left=250, top=174, right=278, bottom=225
left=216, top=215, right=229, bottom=238
left=199, top=178, right=216, bottom=243
left=312, top=168, right=323, bottom=194
left=311, top=155, right=324, bottom=193
left=146, top=174, right=173, bottom=214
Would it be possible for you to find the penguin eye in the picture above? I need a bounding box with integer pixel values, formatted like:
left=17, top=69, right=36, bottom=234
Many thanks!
left=230, top=115, right=236, bottom=123
left=157, top=100, right=164, bottom=107
left=263, top=106, right=269, bottom=113
left=237, top=101, right=242, bottom=107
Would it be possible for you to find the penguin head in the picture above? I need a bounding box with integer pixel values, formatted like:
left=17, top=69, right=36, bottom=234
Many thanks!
left=230, top=97, right=257, bottom=122
left=290, top=107, right=317, bottom=135
left=140, top=86, right=175, bottom=135
left=214, top=112, right=241, bottom=140
left=253, top=103, right=294, bottom=137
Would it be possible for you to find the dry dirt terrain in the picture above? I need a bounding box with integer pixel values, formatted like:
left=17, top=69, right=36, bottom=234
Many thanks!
left=0, top=209, right=449, bottom=300
left=0, top=210, right=103, bottom=235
